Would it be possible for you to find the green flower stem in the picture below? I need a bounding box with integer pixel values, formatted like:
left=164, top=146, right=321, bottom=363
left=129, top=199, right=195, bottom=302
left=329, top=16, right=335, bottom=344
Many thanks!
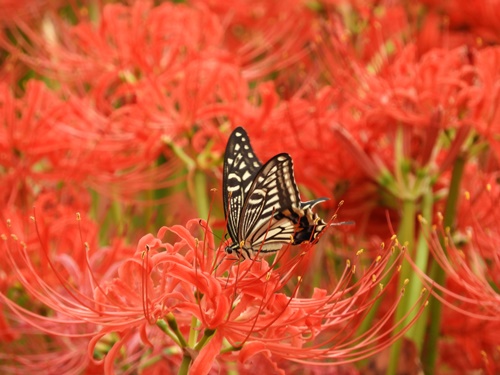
left=140, top=347, right=183, bottom=370
left=194, top=169, right=209, bottom=220
left=422, top=155, right=466, bottom=374
left=188, top=315, right=199, bottom=347
left=158, top=314, right=192, bottom=375
left=405, top=189, right=433, bottom=349
left=394, top=126, right=409, bottom=189
left=110, top=196, right=124, bottom=236
left=177, top=329, right=216, bottom=375
left=165, top=138, right=209, bottom=219
left=387, top=198, right=417, bottom=375
left=156, top=319, right=181, bottom=347
left=194, top=329, right=216, bottom=351
left=87, top=0, right=100, bottom=22
left=178, top=352, right=192, bottom=375
left=156, top=313, right=188, bottom=349
left=143, top=187, right=155, bottom=234
left=166, top=139, right=196, bottom=170
left=220, top=345, right=242, bottom=354
left=90, top=190, right=102, bottom=239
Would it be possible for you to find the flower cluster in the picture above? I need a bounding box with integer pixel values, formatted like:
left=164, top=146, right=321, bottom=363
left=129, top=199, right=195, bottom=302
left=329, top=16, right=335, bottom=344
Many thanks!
left=1, top=211, right=425, bottom=374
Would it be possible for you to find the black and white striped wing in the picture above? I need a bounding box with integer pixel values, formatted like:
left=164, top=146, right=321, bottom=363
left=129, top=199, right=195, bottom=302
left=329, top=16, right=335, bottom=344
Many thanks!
left=223, top=127, right=262, bottom=242
left=239, top=153, right=301, bottom=252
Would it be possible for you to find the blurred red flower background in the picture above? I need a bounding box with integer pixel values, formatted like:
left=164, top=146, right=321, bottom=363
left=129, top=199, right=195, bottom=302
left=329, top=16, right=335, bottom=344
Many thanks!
left=0, top=0, right=499, bottom=374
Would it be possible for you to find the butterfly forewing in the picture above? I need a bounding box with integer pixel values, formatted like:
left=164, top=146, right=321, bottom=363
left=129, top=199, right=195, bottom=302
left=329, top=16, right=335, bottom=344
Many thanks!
left=223, top=127, right=262, bottom=243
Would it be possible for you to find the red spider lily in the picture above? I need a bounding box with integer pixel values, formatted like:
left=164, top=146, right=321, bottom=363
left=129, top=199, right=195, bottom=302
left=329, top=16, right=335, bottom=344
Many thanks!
left=408, top=173, right=500, bottom=321
left=0, top=334, right=102, bottom=375
left=408, top=218, right=500, bottom=320
left=285, top=26, right=500, bottom=372
left=457, top=167, right=500, bottom=264
left=1, top=2, right=253, bottom=215
left=3, top=2, right=245, bottom=127
left=403, top=173, right=500, bottom=374
left=0, top=80, right=182, bottom=209
left=191, top=0, right=316, bottom=85
left=1, top=2, right=244, bottom=150
left=469, top=47, right=500, bottom=161
left=0, top=81, right=74, bottom=207
left=4, top=2, right=222, bottom=90
left=55, top=95, right=184, bottom=203
left=92, top=221, right=418, bottom=373
left=253, top=44, right=497, bottom=234
left=229, top=43, right=484, bottom=189
left=439, top=313, right=500, bottom=375
left=1, top=211, right=427, bottom=374
left=320, top=1, right=412, bottom=66
left=2, top=0, right=318, bottom=137
left=0, top=0, right=54, bottom=25
left=0, top=209, right=135, bottom=374
left=318, top=1, right=500, bottom=57
left=420, top=0, right=500, bottom=49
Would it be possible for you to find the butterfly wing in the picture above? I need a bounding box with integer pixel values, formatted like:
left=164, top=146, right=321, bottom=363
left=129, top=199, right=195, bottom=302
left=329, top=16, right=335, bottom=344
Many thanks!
left=238, top=153, right=302, bottom=256
left=223, top=127, right=262, bottom=243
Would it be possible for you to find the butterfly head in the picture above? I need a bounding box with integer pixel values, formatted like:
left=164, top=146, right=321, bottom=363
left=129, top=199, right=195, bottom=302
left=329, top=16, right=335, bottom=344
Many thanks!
left=225, top=240, right=252, bottom=260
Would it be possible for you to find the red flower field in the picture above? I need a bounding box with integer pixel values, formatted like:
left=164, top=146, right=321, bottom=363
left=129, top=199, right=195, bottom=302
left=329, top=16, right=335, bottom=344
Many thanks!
left=0, top=1, right=499, bottom=374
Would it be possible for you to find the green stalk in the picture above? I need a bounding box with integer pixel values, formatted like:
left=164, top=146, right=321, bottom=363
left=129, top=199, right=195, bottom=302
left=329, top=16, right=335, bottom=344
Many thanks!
left=422, top=155, right=466, bottom=374
left=405, top=189, right=433, bottom=348
left=188, top=316, right=199, bottom=347
left=356, top=128, right=403, bottom=342
left=165, top=138, right=209, bottom=219
left=165, top=313, right=188, bottom=347
left=194, top=329, right=216, bottom=351
left=194, top=169, right=209, bottom=219
left=88, top=0, right=100, bottom=23
left=178, top=353, right=192, bottom=375
left=110, top=196, right=124, bottom=236
left=387, top=198, right=417, bottom=375
left=355, top=244, right=404, bottom=371
left=158, top=314, right=192, bottom=375
left=151, top=154, right=171, bottom=231
left=157, top=314, right=187, bottom=348
left=355, top=284, right=383, bottom=343
left=90, top=189, right=100, bottom=225
left=143, top=187, right=155, bottom=234
left=177, top=329, right=216, bottom=375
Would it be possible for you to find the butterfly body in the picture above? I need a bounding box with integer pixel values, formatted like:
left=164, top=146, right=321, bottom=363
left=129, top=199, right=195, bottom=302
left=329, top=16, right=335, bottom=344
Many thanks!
left=222, top=127, right=333, bottom=259
left=276, top=198, right=329, bottom=245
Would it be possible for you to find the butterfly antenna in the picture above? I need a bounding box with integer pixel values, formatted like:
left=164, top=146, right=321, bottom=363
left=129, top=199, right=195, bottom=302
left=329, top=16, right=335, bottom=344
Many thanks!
left=329, top=200, right=355, bottom=226
left=213, top=252, right=226, bottom=273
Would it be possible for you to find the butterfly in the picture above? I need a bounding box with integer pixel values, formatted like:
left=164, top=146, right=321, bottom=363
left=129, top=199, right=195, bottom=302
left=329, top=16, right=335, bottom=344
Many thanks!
left=222, top=126, right=346, bottom=259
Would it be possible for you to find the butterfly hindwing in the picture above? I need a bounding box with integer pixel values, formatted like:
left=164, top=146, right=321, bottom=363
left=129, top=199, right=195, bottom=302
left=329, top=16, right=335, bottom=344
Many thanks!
left=239, top=153, right=300, bottom=248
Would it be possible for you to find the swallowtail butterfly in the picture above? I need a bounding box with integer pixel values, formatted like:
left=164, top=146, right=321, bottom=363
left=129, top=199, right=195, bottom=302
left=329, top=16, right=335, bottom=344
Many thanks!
left=223, top=126, right=340, bottom=259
